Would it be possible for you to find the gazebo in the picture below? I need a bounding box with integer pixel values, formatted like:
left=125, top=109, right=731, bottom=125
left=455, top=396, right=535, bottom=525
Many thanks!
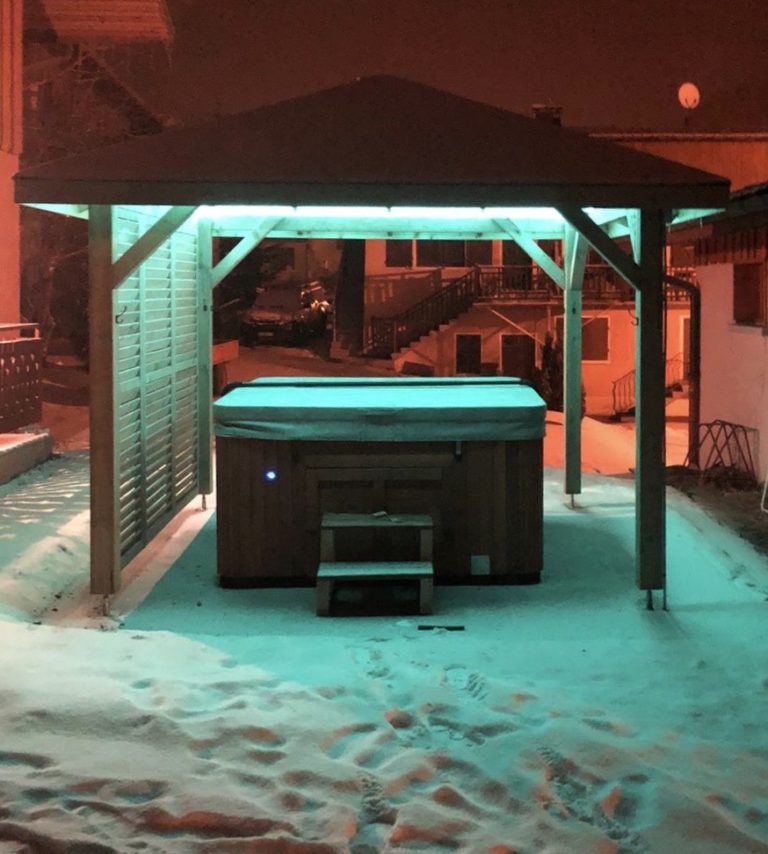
left=13, top=76, right=729, bottom=607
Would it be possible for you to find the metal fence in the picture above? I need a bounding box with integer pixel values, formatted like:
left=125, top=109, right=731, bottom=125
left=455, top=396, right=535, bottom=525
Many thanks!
left=0, top=324, right=43, bottom=432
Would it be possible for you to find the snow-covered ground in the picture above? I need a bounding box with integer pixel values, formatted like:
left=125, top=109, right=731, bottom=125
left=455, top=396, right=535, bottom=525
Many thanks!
left=0, top=349, right=766, bottom=853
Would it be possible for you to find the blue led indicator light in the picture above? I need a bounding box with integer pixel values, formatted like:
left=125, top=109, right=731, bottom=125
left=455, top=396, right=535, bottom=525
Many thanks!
left=265, top=470, right=277, bottom=482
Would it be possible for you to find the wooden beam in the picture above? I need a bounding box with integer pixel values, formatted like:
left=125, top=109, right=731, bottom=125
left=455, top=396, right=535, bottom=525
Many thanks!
left=626, top=209, right=641, bottom=263
left=88, top=205, right=120, bottom=595
left=563, top=225, right=588, bottom=497
left=635, top=209, right=667, bottom=595
left=111, top=206, right=197, bottom=288
left=25, top=203, right=89, bottom=219
left=493, top=219, right=565, bottom=287
left=211, top=216, right=567, bottom=241
left=197, top=218, right=214, bottom=496
left=558, top=206, right=642, bottom=289
left=210, top=218, right=281, bottom=288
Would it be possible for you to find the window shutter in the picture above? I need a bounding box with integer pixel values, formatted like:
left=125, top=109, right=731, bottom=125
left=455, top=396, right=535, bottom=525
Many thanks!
left=733, top=263, right=765, bottom=325
left=385, top=240, right=412, bottom=267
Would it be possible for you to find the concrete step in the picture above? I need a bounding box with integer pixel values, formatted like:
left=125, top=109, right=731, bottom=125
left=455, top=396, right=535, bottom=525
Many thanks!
left=0, top=432, right=53, bottom=485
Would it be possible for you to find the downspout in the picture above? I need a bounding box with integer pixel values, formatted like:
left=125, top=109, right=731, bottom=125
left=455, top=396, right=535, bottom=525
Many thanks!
left=664, top=274, right=700, bottom=468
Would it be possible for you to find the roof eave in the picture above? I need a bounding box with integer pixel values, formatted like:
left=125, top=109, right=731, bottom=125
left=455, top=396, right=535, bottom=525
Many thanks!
left=14, top=177, right=731, bottom=211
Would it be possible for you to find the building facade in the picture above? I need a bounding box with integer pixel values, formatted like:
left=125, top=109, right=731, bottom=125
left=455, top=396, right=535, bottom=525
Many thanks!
left=0, top=0, right=22, bottom=323
left=363, top=237, right=691, bottom=418
left=692, top=190, right=768, bottom=479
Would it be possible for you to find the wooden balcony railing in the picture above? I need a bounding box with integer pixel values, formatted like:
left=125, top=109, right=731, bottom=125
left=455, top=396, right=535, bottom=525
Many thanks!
left=0, top=324, right=43, bottom=431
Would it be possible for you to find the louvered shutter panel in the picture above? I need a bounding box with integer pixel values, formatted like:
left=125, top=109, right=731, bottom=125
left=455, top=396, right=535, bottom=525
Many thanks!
left=114, top=207, right=202, bottom=565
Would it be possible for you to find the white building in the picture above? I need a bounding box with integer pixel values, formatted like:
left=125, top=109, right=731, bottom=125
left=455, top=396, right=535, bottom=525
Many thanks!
left=692, top=185, right=768, bottom=480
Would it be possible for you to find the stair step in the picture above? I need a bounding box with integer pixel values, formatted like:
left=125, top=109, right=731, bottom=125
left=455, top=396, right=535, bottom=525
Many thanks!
left=320, top=512, right=434, bottom=562
left=322, top=512, right=433, bottom=530
left=316, top=561, right=434, bottom=616
left=317, top=560, right=434, bottom=579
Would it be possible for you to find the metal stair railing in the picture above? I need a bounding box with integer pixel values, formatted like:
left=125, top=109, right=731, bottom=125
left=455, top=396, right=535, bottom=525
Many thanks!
left=367, top=268, right=481, bottom=356
left=611, top=354, right=687, bottom=418
left=367, top=264, right=698, bottom=358
left=611, top=368, right=636, bottom=417
left=366, top=265, right=556, bottom=356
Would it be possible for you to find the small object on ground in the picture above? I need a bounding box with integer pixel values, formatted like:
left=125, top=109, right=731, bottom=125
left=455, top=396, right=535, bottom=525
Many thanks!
left=417, top=625, right=465, bottom=631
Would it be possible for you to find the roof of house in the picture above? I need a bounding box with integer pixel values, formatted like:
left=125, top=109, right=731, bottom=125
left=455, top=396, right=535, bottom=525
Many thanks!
left=15, top=75, right=730, bottom=208
left=32, top=0, right=173, bottom=44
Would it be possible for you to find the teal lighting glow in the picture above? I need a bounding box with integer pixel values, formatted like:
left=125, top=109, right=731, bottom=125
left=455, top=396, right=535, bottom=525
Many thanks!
left=189, top=204, right=723, bottom=241
left=197, top=204, right=572, bottom=223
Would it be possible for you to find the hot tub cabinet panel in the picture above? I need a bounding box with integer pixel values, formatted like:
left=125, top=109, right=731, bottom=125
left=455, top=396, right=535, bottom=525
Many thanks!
left=214, top=378, right=545, bottom=586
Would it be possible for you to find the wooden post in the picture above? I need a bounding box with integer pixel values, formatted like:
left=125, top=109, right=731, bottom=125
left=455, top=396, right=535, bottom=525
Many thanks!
left=88, top=205, right=120, bottom=594
left=636, top=209, right=667, bottom=593
left=197, top=217, right=214, bottom=496
left=333, top=240, right=366, bottom=355
left=563, top=225, right=588, bottom=497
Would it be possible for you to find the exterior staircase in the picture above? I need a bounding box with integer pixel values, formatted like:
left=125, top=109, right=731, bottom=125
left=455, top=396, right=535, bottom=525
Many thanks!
left=365, top=266, right=555, bottom=358
left=390, top=305, right=481, bottom=375
left=611, top=356, right=688, bottom=420
left=365, top=264, right=693, bottom=359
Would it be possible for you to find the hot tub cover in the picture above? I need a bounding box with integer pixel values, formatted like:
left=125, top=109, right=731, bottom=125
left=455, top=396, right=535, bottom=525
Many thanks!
left=213, top=377, right=546, bottom=442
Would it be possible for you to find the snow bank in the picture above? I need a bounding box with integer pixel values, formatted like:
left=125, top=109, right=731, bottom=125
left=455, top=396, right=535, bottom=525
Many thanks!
left=0, top=426, right=767, bottom=850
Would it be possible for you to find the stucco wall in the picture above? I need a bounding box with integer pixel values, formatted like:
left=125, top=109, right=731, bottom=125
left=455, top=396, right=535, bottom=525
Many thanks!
left=0, top=150, right=20, bottom=323
left=615, top=139, right=768, bottom=192
left=365, top=240, right=463, bottom=321
left=365, top=239, right=509, bottom=321
left=697, top=264, right=768, bottom=478
left=392, top=301, right=691, bottom=417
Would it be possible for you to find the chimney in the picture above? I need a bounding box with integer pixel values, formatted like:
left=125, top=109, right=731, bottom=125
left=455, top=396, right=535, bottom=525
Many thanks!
left=531, top=104, right=563, bottom=126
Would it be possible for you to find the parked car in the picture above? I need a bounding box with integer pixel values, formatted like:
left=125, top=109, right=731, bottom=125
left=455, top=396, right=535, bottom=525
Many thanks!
left=241, top=281, right=330, bottom=345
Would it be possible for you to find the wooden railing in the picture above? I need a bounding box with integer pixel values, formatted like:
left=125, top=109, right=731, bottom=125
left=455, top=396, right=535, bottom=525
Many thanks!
left=0, top=324, right=43, bottom=431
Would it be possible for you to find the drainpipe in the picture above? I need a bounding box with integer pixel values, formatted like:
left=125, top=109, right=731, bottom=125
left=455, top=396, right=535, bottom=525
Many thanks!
left=664, top=274, right=700, bottom=468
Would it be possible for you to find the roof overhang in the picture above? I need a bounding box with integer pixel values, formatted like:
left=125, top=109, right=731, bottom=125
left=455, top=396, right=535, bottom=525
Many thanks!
left=15, top=178, right=729, bottom=211
left=14, top=77, right=731, bottom=215
left=40, top=0, right=173, bottom=44
left=24, top=202, right=723, bottom=243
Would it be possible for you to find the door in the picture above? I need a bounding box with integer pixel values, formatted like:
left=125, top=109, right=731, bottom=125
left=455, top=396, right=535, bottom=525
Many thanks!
left=455, top=333, right=481, bottom=375
left=501, top=333, right=536, bottom=380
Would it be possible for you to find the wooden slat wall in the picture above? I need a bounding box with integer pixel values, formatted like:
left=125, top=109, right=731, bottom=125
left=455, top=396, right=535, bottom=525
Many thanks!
left=695, top=226, right=768, bottom=265
left=114, top=207, right=200, bottom=565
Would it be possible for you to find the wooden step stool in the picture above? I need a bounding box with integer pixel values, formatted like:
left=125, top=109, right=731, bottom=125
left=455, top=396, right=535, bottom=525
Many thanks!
left=316, top=512, right=434, bottom=616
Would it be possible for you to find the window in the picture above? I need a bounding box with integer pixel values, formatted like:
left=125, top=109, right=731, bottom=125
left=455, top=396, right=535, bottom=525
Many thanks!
left=455, top=334, right=481, bottom=374
left=555, top=316, right=609, bottom=361
left=465, top=240, right=493, bottom=266
left=417, top=240, right=465, bottom=267
left=416, top=240, right=492, bottom=267
left=583, top=318, right=609, bottom=361
left=537, top=239, right=560, bottom=262
left=385, top=240, right=412, bottom=267
left=502, top=241, right=531, bottom=266
left=733, top=263, right=766, bottom=326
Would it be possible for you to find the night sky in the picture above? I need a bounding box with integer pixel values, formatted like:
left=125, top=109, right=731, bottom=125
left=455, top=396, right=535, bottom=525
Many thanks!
left=149, top=0, right=768, bottom=131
